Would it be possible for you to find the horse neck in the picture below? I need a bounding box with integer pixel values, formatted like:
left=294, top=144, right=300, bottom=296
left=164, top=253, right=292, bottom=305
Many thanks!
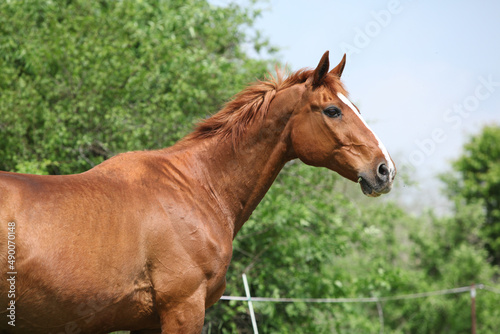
left=183, top=84, right=304, bottom=238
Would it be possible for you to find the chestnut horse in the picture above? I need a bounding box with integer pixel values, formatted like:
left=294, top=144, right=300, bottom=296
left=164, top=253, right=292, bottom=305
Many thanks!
left=0, top=51, right=395, bottom=333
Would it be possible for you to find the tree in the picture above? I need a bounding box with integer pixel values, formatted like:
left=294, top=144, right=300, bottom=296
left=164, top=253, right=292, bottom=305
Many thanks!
left=442, top=125, right=500, bottom=265
left=0, top=0, right=275, bottom=175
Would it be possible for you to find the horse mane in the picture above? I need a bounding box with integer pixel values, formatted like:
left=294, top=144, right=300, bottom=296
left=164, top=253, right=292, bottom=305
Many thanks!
left=186, top=67, right=345, bottom=146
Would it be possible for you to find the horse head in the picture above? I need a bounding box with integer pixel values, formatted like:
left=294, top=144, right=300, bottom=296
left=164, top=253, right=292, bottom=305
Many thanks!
left=290, top=51, right=396, bottom=196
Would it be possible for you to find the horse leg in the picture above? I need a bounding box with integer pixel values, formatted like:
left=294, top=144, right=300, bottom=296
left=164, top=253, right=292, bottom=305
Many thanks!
left=158, top=299, right=205, bottom=333
left=155, top=288, right=206, bottom=334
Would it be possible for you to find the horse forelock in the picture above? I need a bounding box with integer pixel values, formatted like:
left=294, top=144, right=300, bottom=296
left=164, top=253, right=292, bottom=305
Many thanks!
left=186, top=68, right=346, bottom=146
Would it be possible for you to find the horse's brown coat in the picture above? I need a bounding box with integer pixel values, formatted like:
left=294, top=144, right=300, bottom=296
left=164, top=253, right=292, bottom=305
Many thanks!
left=0, top=52, right=395, bottom=333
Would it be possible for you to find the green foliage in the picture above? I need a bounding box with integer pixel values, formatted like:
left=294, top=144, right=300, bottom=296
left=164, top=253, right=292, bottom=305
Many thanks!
left=0, top=0, right=274, bottom=174
left=441, top=125, right=500, bottom=264
left=205, top=159, right=500, bottom=333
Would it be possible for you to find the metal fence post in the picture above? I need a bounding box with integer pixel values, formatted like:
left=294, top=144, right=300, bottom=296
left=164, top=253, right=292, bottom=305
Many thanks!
left=242, top=274, right=259, bottom=334
left=471, top=283, right=476, bottom=334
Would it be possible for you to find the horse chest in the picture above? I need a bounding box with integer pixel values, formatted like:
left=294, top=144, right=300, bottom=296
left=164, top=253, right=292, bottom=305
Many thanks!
left=146, top=216, right=233, bottom=306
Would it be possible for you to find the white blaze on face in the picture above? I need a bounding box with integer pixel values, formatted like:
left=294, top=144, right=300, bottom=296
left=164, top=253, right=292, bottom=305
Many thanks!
left=337, top=92, right=395, bottom=175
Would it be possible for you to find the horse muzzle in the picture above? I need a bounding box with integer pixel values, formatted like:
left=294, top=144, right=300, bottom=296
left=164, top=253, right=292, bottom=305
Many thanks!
left=358, top=161, right=396, bottom=197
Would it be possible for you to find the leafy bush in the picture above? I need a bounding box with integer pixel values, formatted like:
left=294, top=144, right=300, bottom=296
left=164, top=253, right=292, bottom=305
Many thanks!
left=0, top=0, right=274, bottom=174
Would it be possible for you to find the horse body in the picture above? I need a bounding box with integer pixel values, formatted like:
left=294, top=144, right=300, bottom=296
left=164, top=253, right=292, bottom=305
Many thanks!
left=0, top=145, right=238, bottom=332
left=0, top=52, right=395, bottom=333
left=0, top=120, right=291, bottom=332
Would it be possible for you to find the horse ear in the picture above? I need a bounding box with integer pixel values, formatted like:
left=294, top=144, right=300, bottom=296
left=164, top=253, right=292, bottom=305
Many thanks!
left=330, top=53, right=346, bottom=78
left=311, top=51, right=330, bottom=87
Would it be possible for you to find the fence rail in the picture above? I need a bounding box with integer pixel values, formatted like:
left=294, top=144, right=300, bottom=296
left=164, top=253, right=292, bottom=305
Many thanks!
left=220, top=282, right=499, bottom=303
left=219, top=275, right=500, bottom=334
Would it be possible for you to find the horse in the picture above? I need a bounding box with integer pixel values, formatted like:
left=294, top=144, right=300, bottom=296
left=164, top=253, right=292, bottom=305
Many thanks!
left=0, top=51, right=395, bottom=333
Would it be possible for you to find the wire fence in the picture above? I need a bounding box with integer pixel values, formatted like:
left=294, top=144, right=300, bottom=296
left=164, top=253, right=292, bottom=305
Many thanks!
left=219, top=275, right=500, bottom=334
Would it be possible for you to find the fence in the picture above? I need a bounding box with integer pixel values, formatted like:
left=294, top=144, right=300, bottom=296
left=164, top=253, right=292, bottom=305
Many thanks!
left=219, top=274, right=500, bottom=334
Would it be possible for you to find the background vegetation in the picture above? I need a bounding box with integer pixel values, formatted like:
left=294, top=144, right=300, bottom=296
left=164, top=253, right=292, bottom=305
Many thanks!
left=1, top=1, right=498, bottom=333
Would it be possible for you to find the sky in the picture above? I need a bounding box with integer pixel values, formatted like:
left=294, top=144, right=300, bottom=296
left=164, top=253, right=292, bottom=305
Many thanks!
left=214, top=0, right=500, bottom=208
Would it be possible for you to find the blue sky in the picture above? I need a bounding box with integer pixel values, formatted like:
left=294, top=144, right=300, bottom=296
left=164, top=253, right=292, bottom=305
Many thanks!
left=214, top=0, right=500, bottom=205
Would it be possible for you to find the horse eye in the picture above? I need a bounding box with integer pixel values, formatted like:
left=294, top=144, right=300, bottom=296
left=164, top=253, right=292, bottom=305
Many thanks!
left=323, top=106, right=342, bottom=118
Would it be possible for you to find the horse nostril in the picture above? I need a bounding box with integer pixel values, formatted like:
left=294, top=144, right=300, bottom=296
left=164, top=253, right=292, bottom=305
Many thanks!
left=377, top=163, right=389, bottom=180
